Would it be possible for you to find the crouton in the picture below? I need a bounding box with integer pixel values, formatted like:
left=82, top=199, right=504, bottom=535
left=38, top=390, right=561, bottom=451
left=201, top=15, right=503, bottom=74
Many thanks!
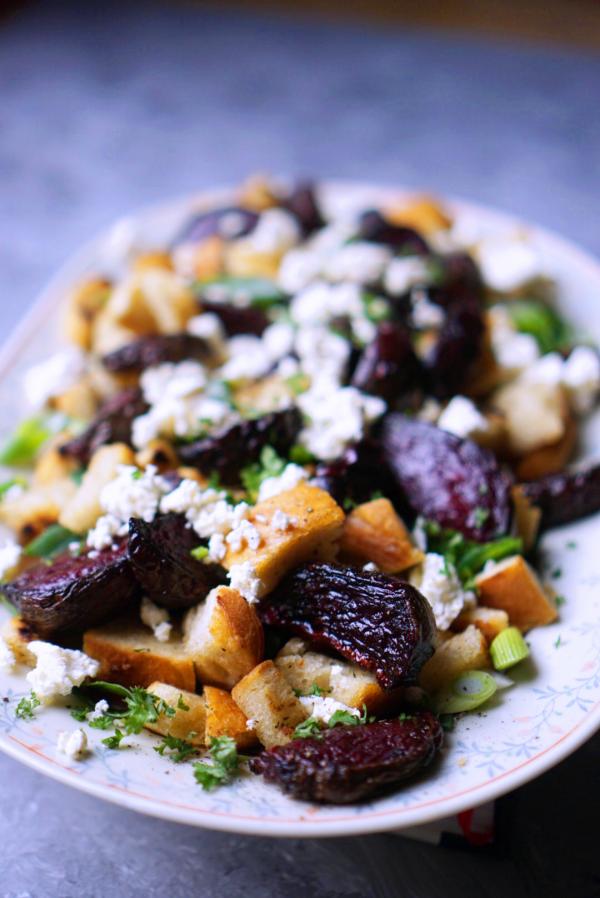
left=475, top=555, right=558, bottom=631
left=185, top=236, right=226, bottom=281
left=91, top=311, right=139, bottom=356
left=33, top=443, right=79, bottom=487
left=64, top=277, right=112, bottom=349
left=135, top=439, right=179, bottom=473
left=183, top=586, right=264, bottom=690
left=145, top=682, right=206, bottom=745
left=238, top=174, right=280, bottom=211
left=452, top=606, right=509, bottom=643
left=0, top=480, right=77, bottom=544
left=222, top=484, right=345, bottom=596
left=203, top=685, right=258, bottom=750
left=386, top=196, right=452, bottom=234
left=104, top=269, right=196, bottom=335
left=492, top=381, right=568, bottom=456
left=340, top=498, right=423, bottom=573
left=59, top=443, right=135, bottom=534
left=224, top=241, right=282, bottom=280
left=231, top=660, right=308, bottom=748
left=419, top=625, right=489, bottom=693
left=51, top=378, right=99, bottom=421
left=233, top=375, right=298, bottom=417
left=275, top=639, right=403, bottom=715
left=1, top=615, right=40, bottom=665
left=132, top=252, right=173, bottom=273
left=515, top=413, right=577, bottom=480
left=83, top=619, right=196, bottom=691
left=511, top=484, right=541, bottom=552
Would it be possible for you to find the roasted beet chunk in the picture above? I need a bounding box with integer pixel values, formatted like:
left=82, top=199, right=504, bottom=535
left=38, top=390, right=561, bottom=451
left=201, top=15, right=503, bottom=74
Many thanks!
left=102, top=334, right=213, bottom=374
left=199, top=300, right=270, bottom=337
left=178, top=408, right=302, bottom=485
left=59, top=388, right=148, bottom=465
left=521, top=463, right=600, bottom=530
left=281, top=182, right=324, bottom=236
left=358, top=210, right=429, bottom=255
left=250, top=713, right=443, bottom=803
left=173, top=206, right=258, bottom=246
left=4, top=542, right=139, bottom=638
left=426, top=302, right=484, bottom=399
left=351, top=321, right=424, bottom=406
left=313, top=440, right=399, bottom=507
left=260, top=562, right=435, bottom=689
left=128, top=513, right=226, bottom=609
left=380, top=414, right=513, bottom=542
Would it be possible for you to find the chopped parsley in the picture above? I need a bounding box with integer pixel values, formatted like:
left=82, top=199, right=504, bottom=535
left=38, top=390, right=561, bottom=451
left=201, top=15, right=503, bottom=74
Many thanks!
left=193, top=736, right=243, bottom=790
left=289, top=444, right=314, bottom=465
left=293, top=717, right=323, bottom=739
left=507, top=299, right=571, bottom=355
left=177, top=694, right=190, bottom=711
left=190, top=545, right=209, bottom=562
left=551, top=567, right=562, bottom=580
left=102, top=728, right=126, bottom=750
left=241, top=445, right=287, bottom=502
left=85, top=682, right=176, bottom=744
left=554, top=595, right=566, bottom=607
left=554, top=635, right=563, bottom=649
left=422, top=520, right=522, bottom=589
left=15, top=691, right=40, bottom=720
left=472, top=507, right=490, bottom=528
left=154, top=734, right=197, bottom=763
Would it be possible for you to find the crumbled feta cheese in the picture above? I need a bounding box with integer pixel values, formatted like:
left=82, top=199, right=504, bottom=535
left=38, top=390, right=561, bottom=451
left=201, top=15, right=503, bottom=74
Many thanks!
left=261, top=321, right=296, bottom=362
left=140, top=597, right=172, bottom=642
left=488, top=305, right=540, bottom=372
left=86, top=513, right=122, bottom=551
left=278, top=247, right=325, bottom=293
left=208, top=532, right=226, bottom=562
left=26, top=642, right=99, bottom=702
left=291, top=281, right=364, bottom=327
left=295, top=325, right=350, bottom=387
left=437, top=396, right=490, bottom=440
left=87, top=465, right=170, bottom=549
left=88, top=699, right=109, bottom=722
left=297, top=382, right=386, bottom=460
left=141, top=360, right=207, bottom=406
left=271, top=509, right=297, bottom=531
left=0, top=637, right=16, bottom=671
left=362, top=561, right=379, bottom=572
left=228, top=561, right=262, bottom=603
left=133, top=360, right=217, bottom=447
left=23, top=347, right=87, bottom=409
left=384, top=257, right=430, bottom=296
left=226, top=519, right=262, bottom=552
left=161, top=479, right=250, bottom=540
left=411, top=291, right=445, bottom=329
left=246, top=718, right=257, bottom=731
left=242, top=208, right=300, bottom=254
left=219, top=335, right=272, bottom=382
left=257, top=463, right=309, bottom=501
left=562, top=346, right=600, bottom=413
left=298, top=695, right=361, bottom=724
left=323, top=242, right=391, bottom=284
left=56, top=728, right=88, bottom=760
left=476, top=235, right=543, bottom=292
left=411, top=553, right=473, bottom=630
left=521, top=352, right=564, bottom=387
left=186, top=313, right=227, bottom=354
left=0, top=540, right=22, bottom=580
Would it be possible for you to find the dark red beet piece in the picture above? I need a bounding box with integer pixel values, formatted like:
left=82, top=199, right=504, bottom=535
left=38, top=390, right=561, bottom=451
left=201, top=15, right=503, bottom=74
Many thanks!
left=426, top=302, right=484, bottom=399
left=313, top=440, right=400, bottom=507
left=59, top=388, right=149, bottom=465
left=102, top=334, right=213, bottom=373
left=521, top=463, right=600, bottom=530
left=128, top=513, right=226, bottom=610
left=281, top=182, right=324, bottom=236
left=178, top=407, right=302, bottom=485
left=4, top=542, right=139, bottom=638
left=351, top=321, right=424, bottom=406
left=259, top=562, right=435, bottom=689
left=358, top=210, right=429, bottom=255
left=172, top=207, right=258, bottom=246
left=199, top=300, right=270, bottom=337
left=380, top=414, right=513, bottom=542
left=250, top=713, right=443, bottom=803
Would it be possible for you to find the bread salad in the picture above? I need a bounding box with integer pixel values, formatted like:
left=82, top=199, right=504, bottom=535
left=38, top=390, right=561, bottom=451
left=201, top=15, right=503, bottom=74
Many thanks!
left=1, top=177, right=599, bottom=804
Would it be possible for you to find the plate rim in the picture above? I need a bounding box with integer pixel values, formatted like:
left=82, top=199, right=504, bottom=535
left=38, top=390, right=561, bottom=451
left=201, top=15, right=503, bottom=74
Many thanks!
left=1, top=180, right=599, bottom=838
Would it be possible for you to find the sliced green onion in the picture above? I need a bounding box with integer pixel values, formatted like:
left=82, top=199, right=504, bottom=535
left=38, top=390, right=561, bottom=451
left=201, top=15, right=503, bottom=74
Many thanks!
left=190, top=545, right=209, bottom=561
left=0, top=417, right=53, bottom=466
left=434, top=670, right=497, bottom=714
left=507, top=300, right=571, bottom=354
left=455, top=537, right=523, bottom=583
left=490, top=627, right=529, bottom=671
left=196, top=276, right=285, bottom=310
left=24, top=524, right=81, bottom=559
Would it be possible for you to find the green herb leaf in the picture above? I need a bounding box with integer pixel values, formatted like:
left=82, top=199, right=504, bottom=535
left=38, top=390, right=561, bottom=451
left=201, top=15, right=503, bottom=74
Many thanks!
left=328, top=709, right=361, bottom=728
left=0, top=417, right=54, bottom=466
left=15, top=691, right=40, bottom=720
left=177, top=694, right=190, bottom=711
left=293, top=717, right=323, bottom=739
left=154, top=734, right=197, bottom=763
left=87, top=681, right=175, bottom=735
left=288, top=444, right=314, bottom=465
left=24, top=524, right=81, bottom=560
left=193, top=736, right=242, bottom=790
left=190, top=545, right=209, bottom=561
left=196, top=276, right=285, bottom=310
left=507, top=299, right=571, bottom=354
left=285, top=373, right=310, bottom=397
left=422, top=520, right=522, bottom=587
left=241, top=445, right=287, bottom=502
left=102, top=728, right=126, bottom=750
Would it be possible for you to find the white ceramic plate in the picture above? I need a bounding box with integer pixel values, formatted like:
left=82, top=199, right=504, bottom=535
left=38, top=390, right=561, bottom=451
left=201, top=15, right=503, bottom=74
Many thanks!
left=1, top=183, right=599, bottom=838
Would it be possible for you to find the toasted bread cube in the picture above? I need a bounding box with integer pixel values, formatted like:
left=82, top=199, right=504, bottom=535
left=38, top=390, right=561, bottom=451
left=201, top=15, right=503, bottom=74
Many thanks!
left=222, top=484, right=344, bottom=596
left=340, top=498, right=423, bottom=573
left=492, top=381, right=568, bottom=456
left=275, top=639, right=403, bottom=715
left=64, top=278, right=112, bottom=349
left=386, top=196, right=452, bottom=234
left=515, top=414, right=577, bottom=480
left=51, top=378, right=99, bottom=421
left=225, top=241, right=282, bottom=280
left=83, top=619, right=196, bottom=691
left=145, top=682, right=206, bottom=745
left=135, top=439, right=179, bottom=473
left=233, top=375, right=297, bottom=417
left=105, top=269, right=196, bottom=335
left=452, top=606, right=509, bottom=643
left=475, top=555, right=558, bottom=631
left=231, top=660, right=307, bottom=748
left=183, top=586, right=264, bottom=690
left=91, top=310, right=139, bottom=356
left=1, top=616, right=40, bottom=666
left=184, top=236, right=226, bottom=281
left=59, top=443, right=135, bottom=534
left=511, top=485, right=541, bottom=552
left=203, top=685, right=258, bottom=750
left=238, top=174, right=280, bottom=211
left=33, top=442, right=79, bottom=487
left=0, top=480, right=77, bottom=543
left=419, top=625, right=489, bottom=693
left=132, top=252, right=173, bottom=273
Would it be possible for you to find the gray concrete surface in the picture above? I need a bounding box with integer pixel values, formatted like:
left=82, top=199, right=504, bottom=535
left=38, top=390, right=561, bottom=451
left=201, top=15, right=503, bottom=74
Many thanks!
left=0, top=2, right=599, bottom=896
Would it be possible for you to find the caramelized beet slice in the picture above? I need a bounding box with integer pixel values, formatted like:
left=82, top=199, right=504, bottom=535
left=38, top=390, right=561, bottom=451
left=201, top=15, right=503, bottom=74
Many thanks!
left=260, top=562, right=435, bottom=689
left=59, top=388, right=148, bottom=465
left=4, top=542, right=139, bottom=638
left=426, top=302, right=484, bottom=399
left=128, top=513, right=226, bottom=609
left=380, top=414, right=513, bottom=542
left=521, top=463, right=600, bottom=530
left=200, top=300, right=270, bottom=337
left=313, top=440, right=399, bottom=507
left=351, top=321, right=424, bottom=405
left=250, top=713, right=443, bottom=803
left=102, top=334, right=212, bottom=373
left=358, top=210, right=429, bottom=255
left=281, top=182, right=324, bottom=236
left=178, top=408, right=302, bottom=485
left=173, top=206, right=258, bottom=246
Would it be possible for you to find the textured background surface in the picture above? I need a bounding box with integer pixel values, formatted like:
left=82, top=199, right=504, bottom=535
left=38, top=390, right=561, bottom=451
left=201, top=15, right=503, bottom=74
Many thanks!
left=0, top=2, right=599, bottom=896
